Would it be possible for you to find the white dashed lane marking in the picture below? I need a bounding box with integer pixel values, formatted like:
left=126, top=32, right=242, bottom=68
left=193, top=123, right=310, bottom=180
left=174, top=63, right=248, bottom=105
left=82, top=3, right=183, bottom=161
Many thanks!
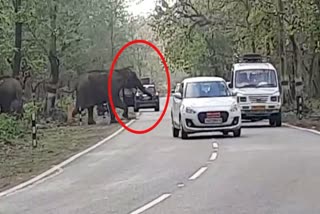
left=129, top=193, right=171, bottom=214
left=189, top=167, right=208, bottom=180
left=209, top=152, right=218, bottom=161
left=212, top=142, right=218, bottom=150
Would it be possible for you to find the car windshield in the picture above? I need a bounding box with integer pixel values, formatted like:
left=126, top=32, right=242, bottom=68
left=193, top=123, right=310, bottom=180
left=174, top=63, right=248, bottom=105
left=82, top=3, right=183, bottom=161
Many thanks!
left=184, top=81, right=231, bottom=98
left=235, top=69, right=277, bottom=88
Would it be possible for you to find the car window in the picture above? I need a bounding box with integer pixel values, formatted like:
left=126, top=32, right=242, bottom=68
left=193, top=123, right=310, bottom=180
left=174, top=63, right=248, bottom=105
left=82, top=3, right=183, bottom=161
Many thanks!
left=184, top=81, right=231, bottom=98
left=235, top=69, right=277, bottom=88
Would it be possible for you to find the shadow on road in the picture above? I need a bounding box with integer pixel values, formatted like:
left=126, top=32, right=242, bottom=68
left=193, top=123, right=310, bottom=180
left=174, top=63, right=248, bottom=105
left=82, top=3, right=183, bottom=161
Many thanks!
left=241, top=124, right=274, bottom=129
left=186, top=133, right=249, bottom=140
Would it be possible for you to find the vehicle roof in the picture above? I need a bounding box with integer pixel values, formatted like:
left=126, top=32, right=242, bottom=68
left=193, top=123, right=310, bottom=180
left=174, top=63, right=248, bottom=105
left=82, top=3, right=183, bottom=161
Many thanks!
left=182, top=76, right=225, bottom=84
left=233, top=62, right=276, bottom=71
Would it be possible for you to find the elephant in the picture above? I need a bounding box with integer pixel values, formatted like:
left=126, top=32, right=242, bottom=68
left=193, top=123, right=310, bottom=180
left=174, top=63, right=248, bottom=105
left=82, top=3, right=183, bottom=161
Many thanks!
left=0, top=76, right=24, bottom=116
left=71, top=67, right=153, bottom=125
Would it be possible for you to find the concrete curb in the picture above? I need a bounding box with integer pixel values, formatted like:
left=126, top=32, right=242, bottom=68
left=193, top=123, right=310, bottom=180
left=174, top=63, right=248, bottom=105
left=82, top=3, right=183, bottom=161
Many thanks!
left=0, top=119, right=136, bottom=198
left=283, top=123, right=320, bottom=135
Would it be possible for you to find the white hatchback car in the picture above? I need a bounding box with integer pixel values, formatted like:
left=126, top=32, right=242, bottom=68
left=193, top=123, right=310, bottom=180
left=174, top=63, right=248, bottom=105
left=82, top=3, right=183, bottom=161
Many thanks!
left=171, top=77, right=242, bottom=139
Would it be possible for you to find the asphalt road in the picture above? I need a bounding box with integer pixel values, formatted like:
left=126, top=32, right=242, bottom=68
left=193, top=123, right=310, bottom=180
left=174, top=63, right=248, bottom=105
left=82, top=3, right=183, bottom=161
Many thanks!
left=1, top=97, right=320, bottom=214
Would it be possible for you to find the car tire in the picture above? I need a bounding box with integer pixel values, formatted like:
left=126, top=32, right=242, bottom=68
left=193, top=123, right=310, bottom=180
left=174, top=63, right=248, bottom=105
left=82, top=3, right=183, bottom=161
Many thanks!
left=172, top=126, right=179, bottom=138
left=233, top=128, right=241, bottom=137
left=269, top=118, right=276, bottom=126
left=275, top=113, right=282, bottom=127
left=181, top=127, right=188, bottom=139
left=155, top=103, right=160, bottom=112
left=179, top=116, right=188, bottom=139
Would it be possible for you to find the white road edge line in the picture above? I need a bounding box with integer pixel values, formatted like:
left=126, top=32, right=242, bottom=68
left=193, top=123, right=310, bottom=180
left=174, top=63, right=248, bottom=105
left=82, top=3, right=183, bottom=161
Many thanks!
left=189, top=167, right=208, bottom=180
left=129, top=193, right=171, bottom=214
left=210, top=152, right=218, bottom=161
left=284, top=123, right=320, bottom=135
left=0, top=119, right=136, bottom=198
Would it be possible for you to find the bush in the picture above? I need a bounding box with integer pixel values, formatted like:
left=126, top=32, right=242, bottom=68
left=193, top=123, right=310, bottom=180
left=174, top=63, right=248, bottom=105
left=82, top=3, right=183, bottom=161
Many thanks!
left=0, top=114, right=27, bottom=143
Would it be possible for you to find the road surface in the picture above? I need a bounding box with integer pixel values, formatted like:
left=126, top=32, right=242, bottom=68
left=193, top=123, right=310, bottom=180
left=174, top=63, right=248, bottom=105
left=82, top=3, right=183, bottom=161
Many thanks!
left=1, top=97, right=320, bottom=214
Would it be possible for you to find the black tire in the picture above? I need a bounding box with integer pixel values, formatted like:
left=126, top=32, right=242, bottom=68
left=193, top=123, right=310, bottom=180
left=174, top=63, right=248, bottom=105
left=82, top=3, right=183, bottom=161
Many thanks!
left=179, top=116, right=188, bottom=139
left=172, top=126, right=179, bottom=138
left=233, top=128, right=241, bottom=137
left=155, top=103, right=160, bottom=112
left=181, top=127, right=188, bottom=139
left=275, top=113, right=282, bottom=127
left=269, top=118, right=276, bottom=126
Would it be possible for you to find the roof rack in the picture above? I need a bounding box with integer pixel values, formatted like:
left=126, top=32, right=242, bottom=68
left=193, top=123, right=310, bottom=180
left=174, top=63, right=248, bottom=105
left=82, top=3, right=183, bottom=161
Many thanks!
left=234, top=53, right=271, bottom=63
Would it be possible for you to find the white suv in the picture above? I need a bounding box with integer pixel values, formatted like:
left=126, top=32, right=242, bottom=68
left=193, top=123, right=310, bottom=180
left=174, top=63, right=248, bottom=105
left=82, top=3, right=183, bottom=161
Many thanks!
left=228, top=54, right=283, bottom=126
left=171, top=77, right=242, bottom=139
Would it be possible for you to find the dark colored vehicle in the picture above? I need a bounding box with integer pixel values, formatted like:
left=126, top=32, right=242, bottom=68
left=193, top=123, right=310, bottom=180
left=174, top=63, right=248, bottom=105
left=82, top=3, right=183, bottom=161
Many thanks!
left=134, top=84, right=160, bottom=112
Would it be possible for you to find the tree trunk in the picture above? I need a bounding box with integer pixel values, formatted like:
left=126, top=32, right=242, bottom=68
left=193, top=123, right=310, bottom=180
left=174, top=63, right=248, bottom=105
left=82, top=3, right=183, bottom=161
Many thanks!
left=46, top=0, right=59, bottom=115
left=277, top=0, right=288, bottom=103
left=289, top=34, right=298, bottom=101
left=12, top=0, right=22, bottom=78
left=110, top=2, right=115, bottom=63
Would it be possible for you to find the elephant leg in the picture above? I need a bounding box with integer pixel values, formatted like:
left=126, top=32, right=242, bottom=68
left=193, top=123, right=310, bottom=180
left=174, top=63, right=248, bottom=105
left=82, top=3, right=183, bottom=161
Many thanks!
left=114, top=97, right=128, bottom=119
left=107, top=102, right=118, bottom=123
left=87, top=106, right=96, bottom=125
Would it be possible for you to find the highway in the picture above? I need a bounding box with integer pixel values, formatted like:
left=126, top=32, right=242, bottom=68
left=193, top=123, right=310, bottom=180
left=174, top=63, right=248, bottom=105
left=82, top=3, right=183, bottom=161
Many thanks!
left=1, top=97, right=320, bottom=214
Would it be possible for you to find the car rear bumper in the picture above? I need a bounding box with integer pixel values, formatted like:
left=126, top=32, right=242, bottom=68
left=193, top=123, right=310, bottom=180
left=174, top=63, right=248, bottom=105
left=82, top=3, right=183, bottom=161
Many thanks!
left=135, top=99, right=159, bottom=108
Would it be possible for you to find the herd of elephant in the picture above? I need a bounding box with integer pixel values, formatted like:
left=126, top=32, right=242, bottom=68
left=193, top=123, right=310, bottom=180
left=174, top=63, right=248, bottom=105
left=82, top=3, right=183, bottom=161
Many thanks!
left=0, top=67, right=153, bottom=125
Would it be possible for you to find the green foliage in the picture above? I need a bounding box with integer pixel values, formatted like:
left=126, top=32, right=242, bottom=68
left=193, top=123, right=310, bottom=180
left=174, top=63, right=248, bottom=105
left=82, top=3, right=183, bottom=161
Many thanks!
left=0, top=114, right=26, bottom=143
left=151, top=0, right=320, bottom=98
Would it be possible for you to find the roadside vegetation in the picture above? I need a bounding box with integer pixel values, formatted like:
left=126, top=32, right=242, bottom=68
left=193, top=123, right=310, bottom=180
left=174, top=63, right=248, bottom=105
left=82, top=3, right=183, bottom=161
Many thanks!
left=0, top=0, right=175, bottom=191
left=150, top=0, right=320, bottom=129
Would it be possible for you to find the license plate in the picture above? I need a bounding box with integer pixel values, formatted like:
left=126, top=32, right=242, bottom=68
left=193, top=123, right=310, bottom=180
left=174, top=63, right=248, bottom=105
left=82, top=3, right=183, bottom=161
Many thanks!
left=204, top=118, right=223, bottom=124
left=252, top=106, right=266, bottom=111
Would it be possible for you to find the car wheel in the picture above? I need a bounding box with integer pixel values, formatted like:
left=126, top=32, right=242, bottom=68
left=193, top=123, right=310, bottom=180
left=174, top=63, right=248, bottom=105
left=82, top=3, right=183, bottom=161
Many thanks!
left=155, top=103, right=160, bottom=112
left=275, top=113, right=282, bottom=127
left=134, top=105, right=139, bottom=112
left=269, top=118, right=276, bottom=126
left=179, top=116, right=188, bottom=139
left=172, top=126, right=179, bottom=138
left=233, top=128, right=241, bottom=137
left=181, top=127, right=188, bottom=139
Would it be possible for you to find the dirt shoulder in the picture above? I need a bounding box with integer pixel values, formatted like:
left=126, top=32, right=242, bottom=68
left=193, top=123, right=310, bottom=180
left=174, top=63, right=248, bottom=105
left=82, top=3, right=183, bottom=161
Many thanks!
left=0, top=122, right=122, bottom=192
left=283, top=112, right=320, bottom=132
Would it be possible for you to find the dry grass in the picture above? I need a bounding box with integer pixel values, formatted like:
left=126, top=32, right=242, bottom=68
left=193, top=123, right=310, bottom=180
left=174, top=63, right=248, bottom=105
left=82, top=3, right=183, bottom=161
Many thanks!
left=0, top=123, right=121, bottom=192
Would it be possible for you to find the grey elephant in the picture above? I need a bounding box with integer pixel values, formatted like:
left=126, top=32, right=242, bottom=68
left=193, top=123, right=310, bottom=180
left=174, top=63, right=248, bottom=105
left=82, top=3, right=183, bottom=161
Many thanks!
left=71, top=67, right=152, bottom=125
left=0, top=76, right=24, bottom=116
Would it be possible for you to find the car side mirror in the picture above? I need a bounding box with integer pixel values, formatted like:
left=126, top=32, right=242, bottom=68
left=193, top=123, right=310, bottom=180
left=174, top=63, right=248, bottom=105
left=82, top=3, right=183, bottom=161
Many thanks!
left=228, top=83, right=233, bottom=88
left=173, top=92, right=182, bottom=99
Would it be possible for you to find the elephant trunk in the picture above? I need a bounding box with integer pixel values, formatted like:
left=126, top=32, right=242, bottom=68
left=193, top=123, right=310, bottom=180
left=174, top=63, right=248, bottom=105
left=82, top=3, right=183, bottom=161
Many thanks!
left=136, top=81, right=152, bottom=97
